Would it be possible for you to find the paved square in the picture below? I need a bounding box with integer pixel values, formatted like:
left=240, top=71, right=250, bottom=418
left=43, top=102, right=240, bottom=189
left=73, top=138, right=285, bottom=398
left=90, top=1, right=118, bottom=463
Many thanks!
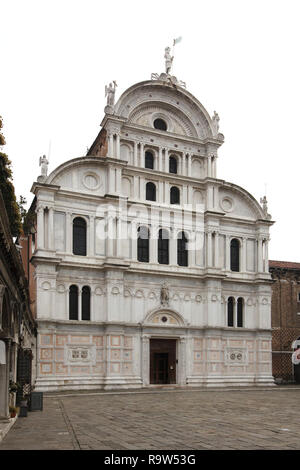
left=1, top=386, right=300, bottom=450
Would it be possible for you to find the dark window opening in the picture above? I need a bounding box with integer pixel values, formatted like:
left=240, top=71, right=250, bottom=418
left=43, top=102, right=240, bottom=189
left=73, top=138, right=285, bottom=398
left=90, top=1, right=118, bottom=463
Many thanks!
left=158, top=229, right=169, bottom=265
left=82, top=286, right=91, bottom=321
left=145, top=151, right=154, bottom=169
left=146, top=182, right=156, bottom=201
left=170, top=186, right=180, bottom=204
left=73, top=217, right=87, bottom=256
left=227, top=297, right=234, bottom=327
left=177, top=231, right=188, bottom=267
left=137, top=226, right=150, bottom=262
left=169, top=156, right=177, bottom=174
left=230, top=238, right=240, bottom=272
left=69, top=285, right=78, bottom=320
left=237, top=298, right=243, bottom=327
left=154, top=118, right=167, bottom=131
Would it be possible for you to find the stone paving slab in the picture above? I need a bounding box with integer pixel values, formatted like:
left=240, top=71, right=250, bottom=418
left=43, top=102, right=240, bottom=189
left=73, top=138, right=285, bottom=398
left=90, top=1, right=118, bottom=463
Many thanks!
left=0, top=386, right=300, bottom=450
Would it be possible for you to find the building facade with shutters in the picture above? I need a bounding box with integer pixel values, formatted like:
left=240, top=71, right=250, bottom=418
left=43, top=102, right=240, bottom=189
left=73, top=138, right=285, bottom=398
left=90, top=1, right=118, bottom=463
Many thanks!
left=30, top=68, right=275, bottom=391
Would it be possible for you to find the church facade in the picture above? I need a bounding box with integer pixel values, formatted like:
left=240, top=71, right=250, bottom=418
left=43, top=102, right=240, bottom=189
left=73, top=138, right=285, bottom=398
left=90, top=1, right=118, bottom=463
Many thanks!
left=31, top=65, right=274, bottom=391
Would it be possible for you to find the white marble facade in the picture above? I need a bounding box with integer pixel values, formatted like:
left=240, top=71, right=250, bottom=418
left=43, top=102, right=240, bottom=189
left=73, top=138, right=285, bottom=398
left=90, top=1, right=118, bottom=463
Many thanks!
left=32, top=77, right=274, bottom=391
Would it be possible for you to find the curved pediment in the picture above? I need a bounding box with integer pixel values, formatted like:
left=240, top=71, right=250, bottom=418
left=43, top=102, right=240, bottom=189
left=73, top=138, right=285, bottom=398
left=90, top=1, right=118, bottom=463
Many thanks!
left=45, top=157, right=106, bottom=195
left=219, top=183, right=267, bottom=221
left=114, top=81, right=216, bottom=140
left=143, top=308, right=186, bottom=327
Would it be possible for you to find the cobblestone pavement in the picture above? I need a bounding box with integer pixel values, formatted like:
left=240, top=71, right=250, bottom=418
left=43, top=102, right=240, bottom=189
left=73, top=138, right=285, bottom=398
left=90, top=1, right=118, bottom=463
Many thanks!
left=1, top=386, right=300, bottom=450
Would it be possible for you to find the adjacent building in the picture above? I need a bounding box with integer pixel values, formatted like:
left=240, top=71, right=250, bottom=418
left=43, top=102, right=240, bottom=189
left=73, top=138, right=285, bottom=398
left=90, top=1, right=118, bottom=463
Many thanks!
left=269, top=260, right=300, bottom=383
left=0, top=192, right=36, bottom=420
left=29, top=63, right=275, bottom=391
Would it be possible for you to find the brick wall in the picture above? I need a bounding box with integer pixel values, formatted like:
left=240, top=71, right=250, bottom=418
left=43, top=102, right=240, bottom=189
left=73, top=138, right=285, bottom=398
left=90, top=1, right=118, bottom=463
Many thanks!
left=270, top=262, right=300, bottom=382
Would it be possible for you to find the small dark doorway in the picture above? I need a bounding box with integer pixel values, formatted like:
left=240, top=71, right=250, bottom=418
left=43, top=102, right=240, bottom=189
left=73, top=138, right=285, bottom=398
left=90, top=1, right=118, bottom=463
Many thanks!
left=150, top=338, right=176, bottom=384
left=154, top=353, right=168, bottom=384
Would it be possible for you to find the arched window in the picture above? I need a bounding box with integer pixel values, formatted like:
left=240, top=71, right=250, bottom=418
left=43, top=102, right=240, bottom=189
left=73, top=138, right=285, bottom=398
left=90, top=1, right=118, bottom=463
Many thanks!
left=158, top=229, right=169, bottom=265
left=169, top=156, right=177, bottom=174
left=230, top=238, right=240, bottom=272
left=170, top=186, right=180, bottom=205
left=237, top=298, right=243, bottom=327
left=73, top=217, right=87, bottom=256
left=227, top=297, right=234, bottom=327
left=146, top=182, right=156, bottom=201
left=69, top=285, right=78, bottom=320
left=177, top=231, right=188, bottom=267
left=145, top=151, right=154, bottom=169
left=82, top=286, right=91, bottom=321
left=154, top=118, right=167, bottom=131
left=137, top=226, right=149, bottom=262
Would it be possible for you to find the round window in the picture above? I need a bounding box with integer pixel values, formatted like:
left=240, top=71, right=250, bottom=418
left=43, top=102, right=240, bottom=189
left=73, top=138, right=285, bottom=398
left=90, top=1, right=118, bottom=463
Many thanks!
left=154, top=118, right=167, bottom=131
left=161, top=316, right=168, bottom=323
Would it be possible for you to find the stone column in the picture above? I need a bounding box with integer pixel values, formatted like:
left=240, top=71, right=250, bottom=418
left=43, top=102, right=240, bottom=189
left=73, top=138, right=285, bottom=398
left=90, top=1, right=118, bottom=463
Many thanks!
left=264, top=238, right=269, bottom=273
left=257, top=237, right=263, bottom=272
left=164, top=148, right=169, bottom=173
left=116, top=168, right=122, bottom=194
left=131, top=221, right=138, bottom=261
left=108, top=133, right=114, bottom=158
left=178, top=337, right=187, bottom=386
left=133, top=141, right=138, bottom=167
left=66, top=212, right=72, bottom=253
left=214, top=231, right=219, bottom=268
left=164, top=181, right=170, bottom=204
left=158, top=147, right=163, bottom=172
left=207, top=231, right=212, bottom=267
left=48, top=207, right=54, bottom=250
left=149, top=225, right=157, bottom=264
left=182, top=185, right=188, bottom=205
left=116, top=217, right=122, bottom=258
left=187, top=185, right=193, bottom=205
left=170, top=229, right=177, bottom=265
left=226, top=235, right=230, bottom=271
left=208, top=155, right=212, bottom=177
left=78, top=288, right=82, bottom=321
left=212, top=156, right=217, bottom=178
left=140, top=143, right=144, bottom=167
left=139, top=176, right=145, bottom=201
left=182, top=154, right=186, bottom=176
left=133, top=176, right=139, bottom=200
left=241, top=237, right=247, bottom=273
left=187, top=154, right=192, bottom=177
left=233, top=298, right=237, bottom=327
left=107, top=216, right=114, bottom=257
left=36, top=206, right=44, bottom=250
left=116, top=134, right=120, bottom=159
left=142, top=335, right=150, bottom=386
left=89, top=216, right=95, bottom=257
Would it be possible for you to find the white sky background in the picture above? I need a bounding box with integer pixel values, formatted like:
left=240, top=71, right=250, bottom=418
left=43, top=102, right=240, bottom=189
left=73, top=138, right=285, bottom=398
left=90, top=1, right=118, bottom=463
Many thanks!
left=1, top=0, right=299, bottom=262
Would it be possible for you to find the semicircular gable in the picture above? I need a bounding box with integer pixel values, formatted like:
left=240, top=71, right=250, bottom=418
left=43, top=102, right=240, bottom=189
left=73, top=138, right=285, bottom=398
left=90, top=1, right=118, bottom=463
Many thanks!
left=114, top=81, right=214, bottom=139
left=219, top=183, right=265, bottom=220
left=128, top=101, right=196, bottom=137
left=46, top=157, right=105, bottom=195
left=143, top=307, right=186, bottom=326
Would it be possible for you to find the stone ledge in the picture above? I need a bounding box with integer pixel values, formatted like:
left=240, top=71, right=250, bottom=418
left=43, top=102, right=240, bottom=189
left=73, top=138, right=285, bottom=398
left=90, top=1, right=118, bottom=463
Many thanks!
left=0, top=416, right=17, bottom=443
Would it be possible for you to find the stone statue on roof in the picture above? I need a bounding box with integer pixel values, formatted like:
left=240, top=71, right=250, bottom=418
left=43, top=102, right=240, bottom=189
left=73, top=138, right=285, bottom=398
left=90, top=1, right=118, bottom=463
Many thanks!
left=212, top=111, right=220, bottom=135
left=39, top=155, right=49, bottom=177
left=164, top=47, right=174, bottom=75
left=105, top=81, right=117, bottom=107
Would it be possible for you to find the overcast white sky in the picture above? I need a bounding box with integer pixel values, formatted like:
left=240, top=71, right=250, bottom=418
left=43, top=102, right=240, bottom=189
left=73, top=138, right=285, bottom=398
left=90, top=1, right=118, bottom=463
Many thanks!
left=1, top=0, right=299, bottom=261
